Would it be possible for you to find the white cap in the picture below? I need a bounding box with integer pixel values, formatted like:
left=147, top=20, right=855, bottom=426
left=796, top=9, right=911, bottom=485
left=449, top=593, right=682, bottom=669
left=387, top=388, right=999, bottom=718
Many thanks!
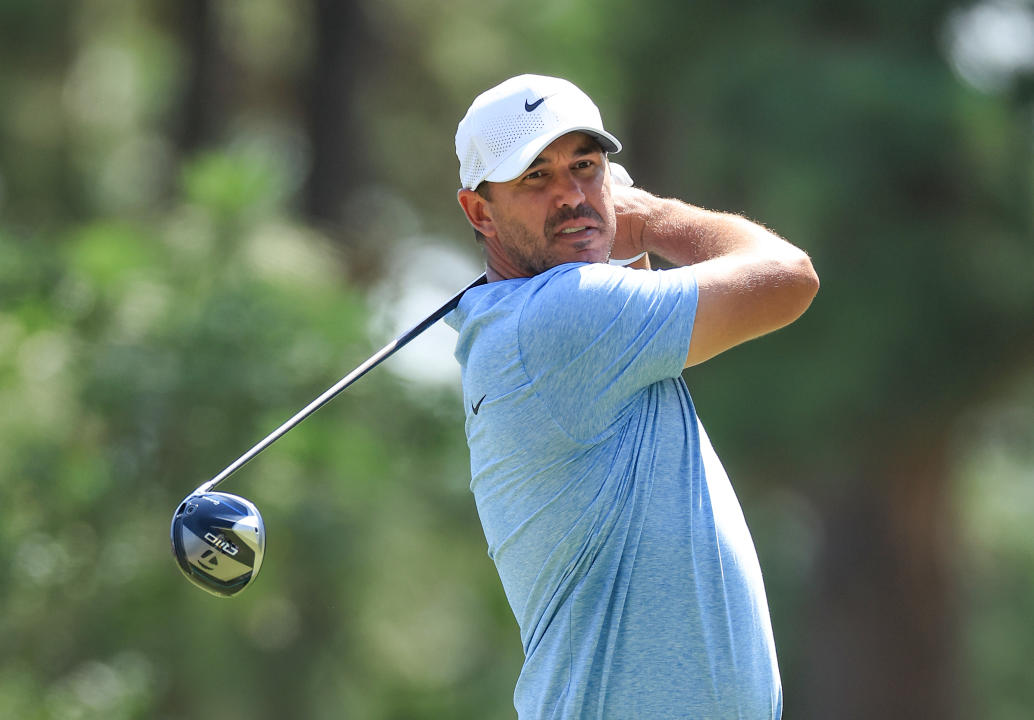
left=455, top=74, right=622, bottom=190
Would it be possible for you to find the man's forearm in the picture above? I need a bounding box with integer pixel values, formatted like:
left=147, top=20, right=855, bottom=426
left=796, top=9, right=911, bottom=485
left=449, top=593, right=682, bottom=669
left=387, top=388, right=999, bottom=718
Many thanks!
left=613, top=187, right=803, bottom=269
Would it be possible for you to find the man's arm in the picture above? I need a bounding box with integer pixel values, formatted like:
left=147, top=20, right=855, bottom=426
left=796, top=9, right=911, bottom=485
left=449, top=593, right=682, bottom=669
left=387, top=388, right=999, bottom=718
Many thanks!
left=611, top=185, right=819, bottom=367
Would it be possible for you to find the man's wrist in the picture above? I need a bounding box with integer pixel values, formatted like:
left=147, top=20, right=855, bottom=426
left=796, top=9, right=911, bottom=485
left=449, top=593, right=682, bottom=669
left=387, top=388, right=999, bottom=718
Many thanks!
left=613, top=186, right=662, bottom=256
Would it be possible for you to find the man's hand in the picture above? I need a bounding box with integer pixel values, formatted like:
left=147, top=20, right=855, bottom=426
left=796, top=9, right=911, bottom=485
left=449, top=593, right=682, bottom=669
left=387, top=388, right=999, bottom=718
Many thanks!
left=610, top=184, right=654, bottom=270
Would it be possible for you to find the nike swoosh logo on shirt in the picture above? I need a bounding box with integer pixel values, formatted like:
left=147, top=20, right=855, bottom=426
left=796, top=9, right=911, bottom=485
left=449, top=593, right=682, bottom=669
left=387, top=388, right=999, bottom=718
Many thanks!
left=472, top=394, right=487, bottom=415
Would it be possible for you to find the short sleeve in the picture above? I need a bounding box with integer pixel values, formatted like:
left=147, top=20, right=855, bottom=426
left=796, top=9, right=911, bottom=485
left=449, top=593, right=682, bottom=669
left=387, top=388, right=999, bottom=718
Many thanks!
left=518, top=263, right=698, bottom=441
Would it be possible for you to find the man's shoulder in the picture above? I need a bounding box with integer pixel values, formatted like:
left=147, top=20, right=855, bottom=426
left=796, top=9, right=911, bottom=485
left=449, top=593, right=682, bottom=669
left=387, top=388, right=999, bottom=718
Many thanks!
left=525, top=263, right=673, bottom=319
left=527, top=262, right=628, bottom=301
left=541, top=261, right=624, bottom=285
left=455, top=264, right=602, bottom=319
left=451, top=262, right=652, bottom=332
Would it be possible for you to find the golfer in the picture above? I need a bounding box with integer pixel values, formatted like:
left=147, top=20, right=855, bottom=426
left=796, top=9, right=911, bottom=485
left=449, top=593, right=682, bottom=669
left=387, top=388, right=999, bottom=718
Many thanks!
left=446, top=74, right=818, bottom=719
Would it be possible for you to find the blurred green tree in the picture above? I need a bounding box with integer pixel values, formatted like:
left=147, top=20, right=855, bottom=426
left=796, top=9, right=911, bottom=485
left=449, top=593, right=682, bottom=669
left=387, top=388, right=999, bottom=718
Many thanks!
left=1, top=0, right=1032, bottom=718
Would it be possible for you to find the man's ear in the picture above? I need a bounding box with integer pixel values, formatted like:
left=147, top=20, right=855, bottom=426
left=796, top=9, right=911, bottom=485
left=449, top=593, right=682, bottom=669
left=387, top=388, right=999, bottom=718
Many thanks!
left=457, top=188, right=495, bottom=239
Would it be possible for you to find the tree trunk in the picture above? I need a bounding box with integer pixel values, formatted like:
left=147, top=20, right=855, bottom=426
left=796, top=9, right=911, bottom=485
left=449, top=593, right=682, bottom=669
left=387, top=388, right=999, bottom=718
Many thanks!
left=175, top=0, right=231, bottom=153
left=303, top=0, right=370, bottom=229
left=800, top=432, right=959, bottom=720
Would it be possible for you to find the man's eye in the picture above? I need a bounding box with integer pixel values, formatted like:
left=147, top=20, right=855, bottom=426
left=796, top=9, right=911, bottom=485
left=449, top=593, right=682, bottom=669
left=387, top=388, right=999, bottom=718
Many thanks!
left=524, top=170, right=544, bottom=181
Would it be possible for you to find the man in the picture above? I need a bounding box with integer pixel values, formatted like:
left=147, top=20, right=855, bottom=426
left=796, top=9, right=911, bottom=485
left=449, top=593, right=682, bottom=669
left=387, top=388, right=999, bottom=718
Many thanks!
left=446, top=74, right=818, bottom=719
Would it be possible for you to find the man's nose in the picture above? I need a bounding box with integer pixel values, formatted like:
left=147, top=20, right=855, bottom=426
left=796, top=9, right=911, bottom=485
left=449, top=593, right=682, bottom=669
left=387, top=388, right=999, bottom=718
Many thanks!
left=552, top=170, right=586, bottom=208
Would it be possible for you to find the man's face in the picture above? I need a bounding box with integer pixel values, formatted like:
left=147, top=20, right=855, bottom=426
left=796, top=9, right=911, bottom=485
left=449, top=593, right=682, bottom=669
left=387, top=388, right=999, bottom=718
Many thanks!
left=479, top=132, right=616, bottom=277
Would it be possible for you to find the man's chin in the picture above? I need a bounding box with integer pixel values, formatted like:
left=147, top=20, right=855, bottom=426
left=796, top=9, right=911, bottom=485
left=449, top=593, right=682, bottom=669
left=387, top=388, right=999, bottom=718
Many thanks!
left=545, top=255, right=603, bottom=270
left=570, top=246, right=612, bottom=265
left=524, top=247, right=613, bottom=275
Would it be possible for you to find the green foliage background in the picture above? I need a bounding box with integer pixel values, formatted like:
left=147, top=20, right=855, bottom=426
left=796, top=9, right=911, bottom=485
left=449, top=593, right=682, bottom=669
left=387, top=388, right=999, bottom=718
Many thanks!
left=1, top=0, right=1032, bottom=718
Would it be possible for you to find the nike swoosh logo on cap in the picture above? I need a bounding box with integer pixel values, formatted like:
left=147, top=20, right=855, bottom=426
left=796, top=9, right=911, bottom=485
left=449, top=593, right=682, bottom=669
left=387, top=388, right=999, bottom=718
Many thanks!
left=525, top=97, right=547, bottom=112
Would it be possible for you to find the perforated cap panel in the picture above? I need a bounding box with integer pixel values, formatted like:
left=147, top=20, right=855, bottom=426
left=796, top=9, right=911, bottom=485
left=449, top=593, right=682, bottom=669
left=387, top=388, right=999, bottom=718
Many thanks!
left=481, top=112, right=547, bottom=158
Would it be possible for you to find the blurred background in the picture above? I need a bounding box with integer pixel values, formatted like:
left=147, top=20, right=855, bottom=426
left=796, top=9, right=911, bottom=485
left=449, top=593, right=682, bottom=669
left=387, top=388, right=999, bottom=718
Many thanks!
left=1, top=0, right=1032, bottom=718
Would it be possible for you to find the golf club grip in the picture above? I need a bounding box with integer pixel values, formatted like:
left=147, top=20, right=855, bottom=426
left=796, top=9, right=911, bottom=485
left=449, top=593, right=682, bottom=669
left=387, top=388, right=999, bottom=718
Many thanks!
left=196, top=272, right=488, bottom=493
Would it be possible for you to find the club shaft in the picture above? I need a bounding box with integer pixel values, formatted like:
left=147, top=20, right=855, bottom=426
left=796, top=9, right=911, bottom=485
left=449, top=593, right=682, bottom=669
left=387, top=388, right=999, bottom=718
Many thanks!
left=196, top=273, right=487, bottom=494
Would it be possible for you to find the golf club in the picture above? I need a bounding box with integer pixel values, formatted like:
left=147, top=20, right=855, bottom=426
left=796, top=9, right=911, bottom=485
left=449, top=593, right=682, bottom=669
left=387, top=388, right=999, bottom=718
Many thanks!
left=171, top=272, right=488, bottom=597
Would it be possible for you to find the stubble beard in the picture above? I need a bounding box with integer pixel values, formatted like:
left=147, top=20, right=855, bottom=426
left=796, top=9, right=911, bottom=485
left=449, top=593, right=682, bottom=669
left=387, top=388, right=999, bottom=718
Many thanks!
left=501, top=203, right=614, bottom=277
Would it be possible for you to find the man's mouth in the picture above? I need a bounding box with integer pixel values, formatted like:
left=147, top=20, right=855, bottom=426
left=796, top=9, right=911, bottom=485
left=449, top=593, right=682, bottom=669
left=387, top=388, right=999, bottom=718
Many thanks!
left=545, top=203, right=604, bottom=240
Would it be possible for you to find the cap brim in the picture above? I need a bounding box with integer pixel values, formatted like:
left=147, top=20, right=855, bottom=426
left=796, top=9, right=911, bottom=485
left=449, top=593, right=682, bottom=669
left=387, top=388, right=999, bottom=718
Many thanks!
left=482, top=127, right=622, bottom=185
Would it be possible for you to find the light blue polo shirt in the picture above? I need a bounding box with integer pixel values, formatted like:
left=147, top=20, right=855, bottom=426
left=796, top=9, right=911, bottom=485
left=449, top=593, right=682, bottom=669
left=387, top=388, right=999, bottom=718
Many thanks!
left=446, top=262, right=781, bottom=719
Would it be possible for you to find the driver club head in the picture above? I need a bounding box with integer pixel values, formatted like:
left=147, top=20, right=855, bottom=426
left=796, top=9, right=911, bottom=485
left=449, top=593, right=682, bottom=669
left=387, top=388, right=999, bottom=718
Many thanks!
left=167, top=275, right=487, bottom=597
left=170, top=491, right=265, bottom=598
